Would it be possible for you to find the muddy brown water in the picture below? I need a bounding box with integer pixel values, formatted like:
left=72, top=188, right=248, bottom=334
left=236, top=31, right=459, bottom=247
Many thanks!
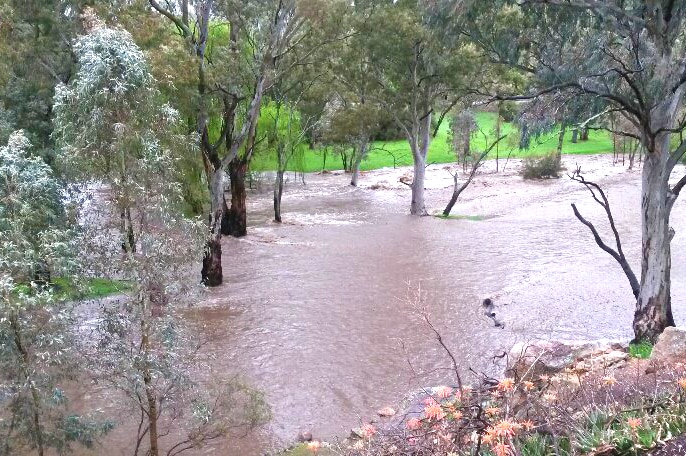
left=75, top=155, right=686, bottom=455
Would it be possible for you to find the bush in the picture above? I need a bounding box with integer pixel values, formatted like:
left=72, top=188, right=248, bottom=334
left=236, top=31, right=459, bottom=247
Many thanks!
left=521, top=152, right=563, bottom=179
left=629, top=340, right=653, bottom=359
left=499, top=101, right=519, bottom=123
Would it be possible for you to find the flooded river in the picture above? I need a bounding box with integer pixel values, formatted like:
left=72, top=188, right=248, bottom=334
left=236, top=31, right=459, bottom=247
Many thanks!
left=84, top=155, right=686, bottom=454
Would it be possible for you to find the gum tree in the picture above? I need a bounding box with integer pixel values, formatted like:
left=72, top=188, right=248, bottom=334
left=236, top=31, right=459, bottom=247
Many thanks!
left=0, top=131, right=110, bottom=456
left=350, top=0, right=484, bottom=215
left=148, top=0, right=305, bottom=285
left=474, top=1, right=686, bottom=342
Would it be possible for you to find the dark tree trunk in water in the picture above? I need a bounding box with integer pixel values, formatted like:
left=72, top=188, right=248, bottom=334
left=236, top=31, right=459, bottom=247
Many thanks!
left=274, top=169, right=284, bottom=223
left=223, top=157, right=248, bottom=237
left=201, top=169, right=224, bottom=286
left=633, top=135, right=676, bottom=342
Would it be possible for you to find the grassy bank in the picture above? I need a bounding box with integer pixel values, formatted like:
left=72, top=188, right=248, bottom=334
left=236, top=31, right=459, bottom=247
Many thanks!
left=251, top=112, right=613, bottom=173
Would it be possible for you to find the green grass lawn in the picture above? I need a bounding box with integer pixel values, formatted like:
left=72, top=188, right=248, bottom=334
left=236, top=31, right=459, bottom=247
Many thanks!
left=250, top=112, right=614, bottom=173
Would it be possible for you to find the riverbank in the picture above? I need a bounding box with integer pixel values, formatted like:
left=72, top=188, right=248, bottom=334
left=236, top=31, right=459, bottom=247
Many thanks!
left=285, top=333, right=686, bottom=455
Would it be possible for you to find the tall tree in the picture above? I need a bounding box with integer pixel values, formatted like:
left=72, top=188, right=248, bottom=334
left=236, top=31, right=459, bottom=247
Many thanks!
left=0, top=1, right=84, bottom=165
left=0, top=131, right=111, bottom=456
left=350, top=0, right=484, bottom=215
left=474, top=1, right=686, bottom=342
left=148, top=0, right=305, bottom=285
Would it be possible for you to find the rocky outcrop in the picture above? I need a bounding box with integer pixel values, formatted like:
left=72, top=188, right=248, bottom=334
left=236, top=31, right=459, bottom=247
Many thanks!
left=651, top=327, right=686, bottom=365
left=506, top=340, right=628, bottom=380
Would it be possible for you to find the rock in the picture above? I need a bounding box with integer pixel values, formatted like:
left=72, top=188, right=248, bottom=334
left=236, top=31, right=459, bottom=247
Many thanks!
left=297, top=431, right=313, bottom=442
left=651, top=327, right=686, bottom=364
left=573, top=350, right=629, bottom=373
left=506, top=340, right=627, bottom=380
left=377, top=406, right=396, bottom=417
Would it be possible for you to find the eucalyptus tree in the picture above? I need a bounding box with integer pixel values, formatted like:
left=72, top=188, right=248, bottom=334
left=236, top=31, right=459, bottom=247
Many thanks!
left=0, top=1, right=84, bottom=165
left=148, top=0, right=306, bottom=286
left=0, top=131, right=111, bottom=456
left=54, top=25, right=268, bottom=455
left=350, top=0, right=485, bottom=215
left=472, top=1, right=686, bottom=342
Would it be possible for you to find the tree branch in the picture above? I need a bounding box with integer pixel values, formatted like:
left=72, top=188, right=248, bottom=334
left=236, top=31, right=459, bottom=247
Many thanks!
left=570, top=168, right=639, bottom=298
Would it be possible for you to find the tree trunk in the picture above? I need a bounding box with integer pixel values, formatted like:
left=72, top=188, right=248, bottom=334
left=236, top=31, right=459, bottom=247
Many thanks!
left=443, top=174, right=460, bottom=216
left=274, top=169, right=284, bottom=223
left=223, top=157, right=248, bottom=237
left=411, top=155, right=427, bottom=215
left=556, top=123, right=566, bottom=165
left=633, top=138, right=675, bottom=342
left=571, top=128, right=578, bottom=143
left=409, top=111, right=431, bottom=216
left=120, top=207, right=136, bottom=253
left=350, top=142, right=367, bottom=187
left=11, top=315, right=44, bottom=456
left=140, top=318, right=159, bottom=456
left=201, top=168, right=224, bottom=286
left=580, top=127, right=589, bottom=141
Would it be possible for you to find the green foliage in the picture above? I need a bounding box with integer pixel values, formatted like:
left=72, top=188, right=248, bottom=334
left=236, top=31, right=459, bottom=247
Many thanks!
left=0, top=131, right=111, bottom=455
left=629, top=340, right=653, bottom=359
left=521, top=153, right=563, bottom=179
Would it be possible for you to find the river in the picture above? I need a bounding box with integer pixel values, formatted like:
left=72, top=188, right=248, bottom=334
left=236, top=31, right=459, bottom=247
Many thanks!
left=79, top=154, right=686, bottom=455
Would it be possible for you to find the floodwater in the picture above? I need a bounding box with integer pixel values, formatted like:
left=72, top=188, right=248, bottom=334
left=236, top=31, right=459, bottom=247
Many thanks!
left=80, top=155, right=686, bottom=455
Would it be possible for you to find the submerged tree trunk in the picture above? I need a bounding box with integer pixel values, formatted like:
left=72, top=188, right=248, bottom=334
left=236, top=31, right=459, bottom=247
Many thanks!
left=201, top=169, right=224, bottom=286
left=409, top=111, right=431, bottom=216
left=350, top=141, right=368, bottom=187
left=223, top=157, right=248, bottom=237
left=633, top=137, right=676, bottom=342
left=411, top=155, right=427, bottom=215
left=274, top=169, right=284, bottom=223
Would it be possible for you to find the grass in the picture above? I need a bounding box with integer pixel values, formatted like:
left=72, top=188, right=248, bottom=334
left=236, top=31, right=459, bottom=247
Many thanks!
left=15, top=277, right=129, bottom=301
left=629, top=340, right=653, bottom=359
left=250, top=112, right=614, bottom=173
left=435, top=214, right=486, bottom=221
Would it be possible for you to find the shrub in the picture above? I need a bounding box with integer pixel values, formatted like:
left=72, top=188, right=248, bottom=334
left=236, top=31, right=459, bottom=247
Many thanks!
left=629, top=340, right=653, bottom=359
left=499, top=101, right=519, bottom=123
left=521, top=153, right=563, bottom=179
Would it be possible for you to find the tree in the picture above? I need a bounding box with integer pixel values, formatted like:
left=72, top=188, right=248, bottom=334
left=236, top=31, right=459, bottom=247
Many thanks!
left=476, top=1, right=686, bottom=342
left=53, top=24, right=270, bottom=455
left=0, top=131, right=111, bottom=456
left=148, top=0, right=305, bottom=285
left=0, top=1, right=84, bottom=166
left=443, top=114, right=506, bottom=217
left=350, top=0, right=484, bottom=215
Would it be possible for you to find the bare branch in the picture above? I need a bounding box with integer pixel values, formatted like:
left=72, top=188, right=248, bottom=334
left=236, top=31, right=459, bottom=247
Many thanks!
left=569, top=168, right=639, bottom=298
